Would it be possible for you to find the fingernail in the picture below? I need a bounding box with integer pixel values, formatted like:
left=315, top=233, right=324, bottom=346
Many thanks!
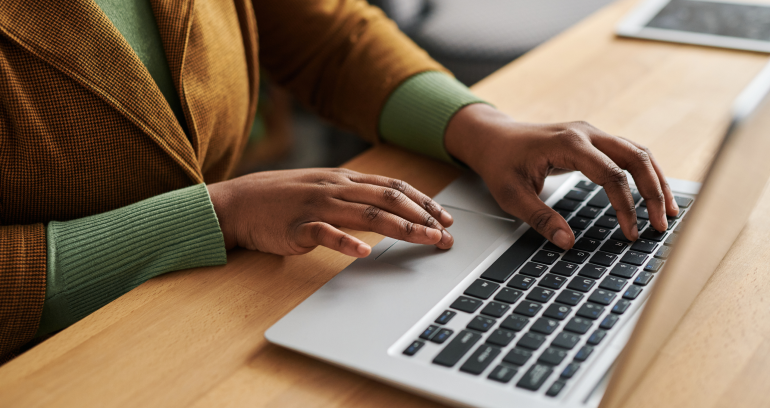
left=441, top=229, right=453, bottom=246
left=630, top=227, right=639, bottom=241
left=357, top=243, right=370, bottom=256
left=427, top=228, right=442, bottom=241
left=553, top=229, right=571, bottom=249
left=660, top=214, right=668, bottom=231
left=439, top=209, right=454, bottom=226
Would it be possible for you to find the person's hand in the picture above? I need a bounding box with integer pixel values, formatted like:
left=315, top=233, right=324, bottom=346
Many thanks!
left=444, top=104, right=679, bottom=250
left=207, top=168, right=454, bottom=257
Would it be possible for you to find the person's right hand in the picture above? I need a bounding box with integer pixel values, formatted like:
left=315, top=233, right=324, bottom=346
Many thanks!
left=206, top=168, right=455, bottom=257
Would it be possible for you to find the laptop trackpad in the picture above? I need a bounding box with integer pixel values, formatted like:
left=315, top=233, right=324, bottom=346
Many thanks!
left=375, top=207, right=521, bottom=277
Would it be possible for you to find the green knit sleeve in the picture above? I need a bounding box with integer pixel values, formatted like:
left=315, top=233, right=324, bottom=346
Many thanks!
left=379, top=71, right=491, bottom=164
left=36, top=184, right=226, bottom=336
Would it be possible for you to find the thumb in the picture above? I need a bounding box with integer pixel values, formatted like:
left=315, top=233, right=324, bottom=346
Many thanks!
left=504, top=191, right=574, bottom=250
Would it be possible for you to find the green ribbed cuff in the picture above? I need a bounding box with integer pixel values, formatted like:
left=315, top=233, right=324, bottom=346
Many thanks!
left=37, top=184, right=226, bottom=336
left=379, top=71, right=491, bottom=165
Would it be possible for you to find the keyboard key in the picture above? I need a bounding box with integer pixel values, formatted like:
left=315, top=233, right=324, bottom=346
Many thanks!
left=565, top=189, right=590, bottom=201
left=419, top=325, right=440, bottom=340
left=481, top=228, right=546, bottom=282
left=576, top=303, right=604, bottom=320
left=561, top=362, right=581, bottom=379
left=568, top=216, right=592, bottom=230
left=576, top=180, right=598, bottom=191
left=610, top=263, right=637, bottom=279
left=467, top=316, right=497, bottom=332
left=664, top=233, right=679, bottom=246
left=564, top=317, right=592, bottom=334
left=636, top=207, right=650, bottom=220
left=574, top=345, right=594, bottom=362
left=611, top=228, right=632, bottom=243
left=644, top=258, right=665, bottom=272
left=480, top=301, right=510, bottom=318
left=546, top=380, right=567, bottom=397
left=630, top=189, right=642, bottom=204
left=513, top=301, right=542, bottom=317
left=572, top=228, right=583, bottom=239
left=556, top=209, right=573, bottom=218
left=501, top=314, right=530, bottom=331
left=435, top=310, right=456, bottom=325
left=654, top=245, right=672, bottom=259
left=517, top=332, right=546, bottom=350
left=433, top=330, right=481, bottom=367
left=460, top=344, right=501, bottom=375
left=555, top=199, right=581, bottom=212
left=588, top=289, right=616, bottom=305
left=543, top=304, right=572, bottom=320
left=574, top=237, right=602, bottom=252
left=551, top=331, right=581, bottom=349
left=667, top=219, right=677, bottom=230
left=604, top=207, right=617, bottom=217
left=519, top=262, right=549, bottom=277
left=623, top=285, right=643, bottom=299
left=599, top=276, right=628, bottom=292
left=531, top=317, right=560, bottom=335
left=538, top=347, right=568, bottom=365
left=403, top=340, right=424, bottom=356
left=577, top=206, right=603, bottom=219
left=532, top=251, right=560, bottom=265
left=487, top=329, right=516, bottom=347
left=563, top=249, right=590, bottom=264
left=450, top=296, right=483, bottom=313
left=612, top=299, right=632, bottom=314
left=587, top=329, right=607, bottom=345
left=585, top=226, right=612, bottom=240
left=544, top=242, right=566, bottom=253
left=588, top=251, right=617, bottom=267
left=594, top=216, right=619, bottom=229
left=620, top=251, right=647, bottom=266
left=674, top=195, right=693, bottom=208
left=587, top=190, right=610, bottom=208
left=579, top=264, right=607, bottom=279
left=555, top=290, right=584, bottom=306
left=600, top=239, right=628, bottom=255
left=551, top=261, right=580, bottom=276
left=431, top=328, right=453, bottom=344
left=527, top=287, right=555, bottom=303
left=630, top=239, right=657, bottom=254
left=539, top=274, right=568, bottom=289
left=634, top=272, right=654, bottom=286
left=488, top=365, right=517, bottom=383
left=494, top=288, right=523, bottom=304
left=600, top=314, right=620, bottom=330
left=503, top=347, right=532, bottom=366
left=517, top=364, right=553, bottom=391
left=464, top=279, right=500, bottom=299
left=508, top=275, right=536, bottom=290
left=640, top=228, right=667, bottom=242
left=637, top=219, right=648, bottom=231
left=567, top=277, right=596, bottom=293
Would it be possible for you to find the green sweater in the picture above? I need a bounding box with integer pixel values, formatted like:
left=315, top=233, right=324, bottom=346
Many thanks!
left=37, top=0, right=488, bottom=335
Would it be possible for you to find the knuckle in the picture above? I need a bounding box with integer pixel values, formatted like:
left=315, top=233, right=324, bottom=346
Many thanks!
left=423, top=212, right=439, bottom=228
left=402, top=220, right=416, bottom=235
left=336, top=233, right=349, bottom=250
left=634, top=148, right=651, bottom=165
left=528, top=208, right=556, bottom=233
left=423, top=199, right=439, bottom=213
left=310, top=223, right=326, bottom=243
left=557, top=128, right=587, bottom=149
left=571, top=120, right=592, bottom=128
left=363, top=205, right=381, bottom=222
left=382, top=188, right=404, bottom=204
left=604, top=166, right=628, bottom=187
left=389, top=178, right=409, bottom=193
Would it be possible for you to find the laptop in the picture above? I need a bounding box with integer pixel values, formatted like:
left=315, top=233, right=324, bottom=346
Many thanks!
left=266, top=60, right=770, bottom=408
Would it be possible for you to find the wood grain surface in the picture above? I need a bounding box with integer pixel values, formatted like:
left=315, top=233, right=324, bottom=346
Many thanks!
left=1, top=0, right=769, bottom=407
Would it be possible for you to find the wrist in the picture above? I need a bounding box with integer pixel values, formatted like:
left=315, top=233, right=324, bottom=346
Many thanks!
left=206, top=182, right=237, bottom=250
left=444, top=103, right=512, bottom=173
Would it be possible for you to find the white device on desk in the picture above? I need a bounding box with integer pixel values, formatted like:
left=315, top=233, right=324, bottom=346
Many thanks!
left=266, top=61, right=770, bottom=408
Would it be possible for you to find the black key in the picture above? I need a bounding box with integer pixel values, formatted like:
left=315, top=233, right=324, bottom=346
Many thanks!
left=555, top=290, right=584, bottom=306
left=532, top=251, right=560, bottom=266
left=600, top=239, right=628, bottom=254
left=579, top=264, right=607, bottom=279
left=577, top=206, right=603, bottom=219
left=594, top=215, right=619, bottom=229
left=519, top=262, right=549, bottom=277
left=564, top=317, right=592, bottom=334
left=464, top=279, right=500, bottom=299
left=572, top=228, right=583, bottom=239
left=574, top=237, right=601, bottom=252
left=576, top=303, right=604, bottom=320
left=664, top=232, right=679, bottom=246
left=543, top=242, right=566, bottom=253
left=508, top=275, right=537, bottom=291
left=674, top=195, right=693, bottom=208
left=585, top=226, right=612, bottom=240
left=554, top=199, right=581, bottom=212
left=604, top=207, right=617, bottom=217
left=403, top=340, right=424, bottom=356
left=561, top=363, right=580, bottom=379
left=433, top=330, right=482, bottom=367
left=620, top=251, right=647, bottom=266
left=556, top=209, right=573, bottom=218
left=450, top=296, right=483, bottom=313
left=640, top=199, right=648, bottom=207
left=575, top=180, right=598, bottom=191
left=467, top=316, right=497, bottom=332
left=644, top=258, right=665, bottom=272
left=480, top=301, right=510, bottom=318
left=654, top=245, right=672, bottom=259
left=565, top=189, right=589, bottom=201
left=587, top=190, right=610, bottom=208
left=460, top=344, right=501, bottom=375
left=530, top=317, right=559, bottom=335
left=574, top=345, right=594, bottom=362
left=640, top=228, right=667, bottom=242
left=538, top=347, right=568, bottom=365
left=611, top=228, right=632, bottom=243
left=600, top=314, right=620, bottom=330
left=501, top=314, right=530, bottom=332
left=612, top=299, right=632, bottom=314
left=610, top=263, right=637, bottom=279
left=636, top=206, right=650, bottom=220
left=543, top=304, right=572, bottom=321
left=587, top=329, right=607, bottom=345
left=588, top=251, right=617, bottom=267
left=599, top=276, right=628, bottom=292
left=667, top=219, right=677, bottom=230
left=503, top=347, right=532, bottom=366
left=630, top=239, right=657, bottom=254
left=539, top=274, right=568, bottom=289
left=517, top=332, right=546, bottom=350
left=546, top=380, right=567, bottom=397
left=623, top=285, right=643, bottom=299
left=551, top=261, right=580, bottom=277
left=494, top=288, right=523, bottom=304
left=487, top=329, right=516, bottom=347
left=419, top=325, right=440, bottom=340
left=435, top=310, right=456, bottom=325
left=588, top=289, right=616, bottom=305
left=631, top=189, right=642, bottom=204
left=488, top=365, right=517, bottom=383
left=527, top=287, right=556, bottom=303
left=567, top=277, right=595, bottom=293
left=551, top=331, right=581, bottom=349
left=637, top=219, right=648, bottom=231
left=562, top=249, right=590, bottom=264
left=481, top=228, right=546, bottom=282
left=517, top=364, right=553, bottom=391
left=634, top=272, right=654, bottom=286
left=513, top=301, right=542, bottom=317
left=431, top=328, right=453, bottom=344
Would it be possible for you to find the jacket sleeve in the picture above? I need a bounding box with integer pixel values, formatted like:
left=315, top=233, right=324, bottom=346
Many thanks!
left=252, top=0, right=448, bottom=143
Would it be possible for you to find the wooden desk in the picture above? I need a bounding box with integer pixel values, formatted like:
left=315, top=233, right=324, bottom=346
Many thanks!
left=2, top=0, right=769, bottom=406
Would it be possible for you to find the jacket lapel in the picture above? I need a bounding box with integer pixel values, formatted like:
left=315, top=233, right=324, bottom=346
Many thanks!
left=0, top=0, right=203, bottom=184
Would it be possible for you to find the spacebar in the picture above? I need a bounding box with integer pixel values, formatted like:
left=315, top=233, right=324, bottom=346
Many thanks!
left=480, top=228, right=546, bottom=283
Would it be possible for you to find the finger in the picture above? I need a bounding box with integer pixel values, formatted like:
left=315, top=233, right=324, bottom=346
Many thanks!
left=497, top=183, right=574, bottom=250
left=295, top=222, right=371, bottom=257
left=622, top=137, right=679, bottom=217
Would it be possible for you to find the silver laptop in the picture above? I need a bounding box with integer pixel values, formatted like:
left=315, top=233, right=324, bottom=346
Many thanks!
left=266, top=60, right=770, bottom=408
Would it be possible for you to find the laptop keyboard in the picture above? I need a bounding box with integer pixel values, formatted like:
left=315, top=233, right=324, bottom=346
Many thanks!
left=400, top=179, right=693, bottom=397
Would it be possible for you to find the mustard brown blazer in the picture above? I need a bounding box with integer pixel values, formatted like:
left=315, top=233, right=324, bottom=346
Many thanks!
left=0, top=0, right=444, bottom=359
